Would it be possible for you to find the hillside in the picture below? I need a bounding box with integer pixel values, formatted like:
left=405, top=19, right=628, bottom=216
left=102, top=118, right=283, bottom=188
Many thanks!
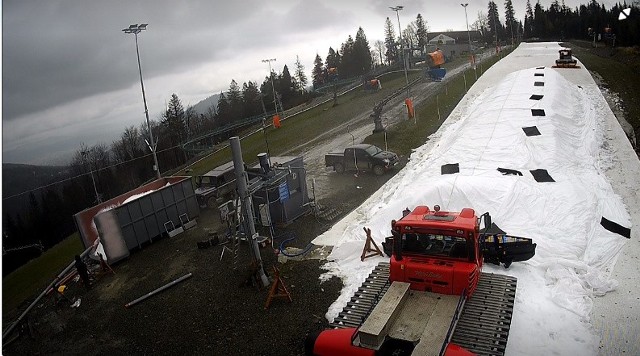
left=189, top=92, right=220, bottom=116
left=2, top=163, right=71, bottom=221
left=2, top=163, right=70, bottom=199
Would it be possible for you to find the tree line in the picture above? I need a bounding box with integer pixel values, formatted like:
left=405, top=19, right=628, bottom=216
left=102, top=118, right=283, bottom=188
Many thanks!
left=470, top=1, right=639, bottom=47
left=522, top=0, right=639, bottom=46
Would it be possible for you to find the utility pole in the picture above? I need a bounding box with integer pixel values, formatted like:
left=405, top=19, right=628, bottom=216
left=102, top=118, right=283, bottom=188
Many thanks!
left=493, top=6, right=499, bottom=52
left=122, top=23, right=161, bottom=179
left=261, top=58, right=278, bottom=115
left=390, top=5, right=409, bottom=97
left=461, top=3, right=477, bottom=80
left=81, top=150, right=101, bottom=204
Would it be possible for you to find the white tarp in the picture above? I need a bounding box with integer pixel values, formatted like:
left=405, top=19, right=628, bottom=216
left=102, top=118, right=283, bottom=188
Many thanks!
left=313, top=43, right=634, bottom=355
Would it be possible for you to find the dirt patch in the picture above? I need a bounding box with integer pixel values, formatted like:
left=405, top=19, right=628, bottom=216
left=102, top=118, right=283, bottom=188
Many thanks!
left=2, top=164, right=402, bottom=355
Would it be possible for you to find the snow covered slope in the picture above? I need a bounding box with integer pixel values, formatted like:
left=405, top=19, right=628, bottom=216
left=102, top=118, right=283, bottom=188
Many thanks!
left=313, top=42, right=640, bottom=355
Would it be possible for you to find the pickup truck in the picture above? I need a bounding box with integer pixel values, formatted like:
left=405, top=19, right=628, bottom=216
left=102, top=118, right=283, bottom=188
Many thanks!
left=325, top=144, right=399, bottom=176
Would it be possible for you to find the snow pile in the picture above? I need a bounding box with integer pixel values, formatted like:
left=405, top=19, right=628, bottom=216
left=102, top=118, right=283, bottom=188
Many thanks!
left=313, top=52, right=631, bottom=354
left=123, top=182, right=171, bottom=204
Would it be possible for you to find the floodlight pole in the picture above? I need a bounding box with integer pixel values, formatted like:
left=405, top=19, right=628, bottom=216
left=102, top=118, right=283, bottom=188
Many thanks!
left=390, top=6, right=409, bottom=97
left=123, top=23, right=161, bottom=180
left=461, top=3, right=477, bottom=80
left=262, top=58, right=278, bottom=115
left=493, top=7, right=499, bottom=51
left=81, top=150, right=101, bottom=203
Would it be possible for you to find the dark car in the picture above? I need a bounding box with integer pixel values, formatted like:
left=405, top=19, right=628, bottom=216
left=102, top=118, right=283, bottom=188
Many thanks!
left=194, top=161, right=236, bottom=208
left=325, top=144, right=399, bottom=176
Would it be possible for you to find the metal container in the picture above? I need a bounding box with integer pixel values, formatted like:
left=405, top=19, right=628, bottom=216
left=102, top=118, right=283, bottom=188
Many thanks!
left=249, top=156, right=309, bottom=226
left=73, top=176, right=199, bottom=264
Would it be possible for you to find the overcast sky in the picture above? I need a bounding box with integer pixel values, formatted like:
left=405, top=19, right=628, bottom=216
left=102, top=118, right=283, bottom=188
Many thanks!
left=1, top=0, right=621, bottom=165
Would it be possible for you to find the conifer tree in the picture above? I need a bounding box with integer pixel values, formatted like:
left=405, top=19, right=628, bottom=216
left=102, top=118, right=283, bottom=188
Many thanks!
left=294, top=55, right=308, bottom=93
left=312, top=54, right=324, bottom=88
left=384, top=17, right=398, bottom=64
left=415, top=14, right=429, bottom=52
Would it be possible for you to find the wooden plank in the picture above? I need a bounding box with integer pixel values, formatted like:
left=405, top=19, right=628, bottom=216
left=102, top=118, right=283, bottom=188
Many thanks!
left=357, top=281, right=410, bottom=349
left=388, top=291, right=439, bottom=342
left=411, top=294, right=460, bottom=356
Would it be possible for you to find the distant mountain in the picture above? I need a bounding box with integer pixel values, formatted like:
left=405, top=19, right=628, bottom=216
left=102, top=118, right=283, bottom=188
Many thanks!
left=189, top=93, right=221, bottom=116
left=2, top=163, right=70, bottom=200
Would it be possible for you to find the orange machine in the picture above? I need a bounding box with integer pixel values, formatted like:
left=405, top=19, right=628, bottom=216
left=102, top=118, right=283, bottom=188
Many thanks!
left=428, top=49, right=445, bottom=68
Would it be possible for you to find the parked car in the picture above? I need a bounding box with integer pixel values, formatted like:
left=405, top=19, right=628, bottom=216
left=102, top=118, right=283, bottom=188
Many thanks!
left=194, top=161, right=236, bottom=208
left=325, top=144, right=399, bottom=176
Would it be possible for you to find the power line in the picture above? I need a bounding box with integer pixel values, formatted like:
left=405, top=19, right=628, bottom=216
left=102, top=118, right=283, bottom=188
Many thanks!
left=2, top=141, right=189, bottom=201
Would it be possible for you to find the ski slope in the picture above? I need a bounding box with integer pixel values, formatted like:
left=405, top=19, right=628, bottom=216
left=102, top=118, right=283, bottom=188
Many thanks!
left=312, top=42, right=640, bottom=355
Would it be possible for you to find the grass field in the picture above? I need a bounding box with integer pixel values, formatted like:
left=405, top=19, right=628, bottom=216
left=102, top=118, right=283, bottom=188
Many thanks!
left=365, top=50, right=511, bottom=155
left=185, top=69, right=424, bottom=176
left=568, top=41, right=640, bottom=148
left=2, top=234, right=83, bottom=314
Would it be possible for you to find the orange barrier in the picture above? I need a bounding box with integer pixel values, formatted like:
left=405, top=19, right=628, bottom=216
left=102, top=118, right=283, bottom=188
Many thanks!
left=273, top=114, right=281, bottom=128
left=405, top=98, right=414, bottom=119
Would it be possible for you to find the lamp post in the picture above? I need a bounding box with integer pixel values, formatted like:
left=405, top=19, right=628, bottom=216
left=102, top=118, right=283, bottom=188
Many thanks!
left=81, top=150, right=101, bottom=204
left=492, top=7, right=499, bottom=52
left=461, top=3, right=477, bottom=80
left=261, top=58, right=278, bottom=115
left=122, top=23, right=161, bottom=179
left=390, top=6, right=409, bottom=96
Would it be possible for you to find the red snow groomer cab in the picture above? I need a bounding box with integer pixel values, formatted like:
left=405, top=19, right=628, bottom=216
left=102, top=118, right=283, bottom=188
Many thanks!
left=306, top=205, right=536, bottom=356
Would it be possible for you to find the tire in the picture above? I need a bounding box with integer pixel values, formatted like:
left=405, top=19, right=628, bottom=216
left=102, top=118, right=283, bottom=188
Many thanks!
left=206, top=196, right=218, bottom=209
left=334, top=162, right=345, bottom=174
left=373, top=165, right=385, bottom=176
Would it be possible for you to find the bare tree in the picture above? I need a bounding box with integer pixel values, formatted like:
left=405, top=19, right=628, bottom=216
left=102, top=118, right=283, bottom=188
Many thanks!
left=112, top=126, right=143, bottom=163
left=403, top=22, right=418, bottom=49
left=472, top=10, right=489, bottom=40
left=373, top=40, right=386, bottom=66
left=370, top=49, right=380, bottom=67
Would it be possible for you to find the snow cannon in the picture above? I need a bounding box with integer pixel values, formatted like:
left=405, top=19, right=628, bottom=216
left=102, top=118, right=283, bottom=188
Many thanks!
left=428, top=49, right=445, bottom=67
left=364, top=78, right=381, bottom=91
left=327, top=67, right=338, bottom=81
left=426, top=49, right=446, bottom=81
left=428, top=68, right=447, bottom=81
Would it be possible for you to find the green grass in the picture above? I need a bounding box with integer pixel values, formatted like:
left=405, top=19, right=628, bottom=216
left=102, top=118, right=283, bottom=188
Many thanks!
left=3, top=234, right=83, bottom=314
left=186, top=69, right=425, bottom=175
left=568, top=41, right=640, bottom=143
left=365, top=50, right=512, bottom=155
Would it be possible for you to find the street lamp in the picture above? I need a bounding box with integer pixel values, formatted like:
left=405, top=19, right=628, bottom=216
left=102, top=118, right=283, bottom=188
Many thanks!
left=261, top=58, right=278, bottom=115
left=81, top=150, right=101, bottom=204
left=461, top=3, right=477, bottom=80
left=390, top=6, right=409, bottom=95
left=122, top=23, right=161, bottom=180
left=492, top=6, right=499, bottom=51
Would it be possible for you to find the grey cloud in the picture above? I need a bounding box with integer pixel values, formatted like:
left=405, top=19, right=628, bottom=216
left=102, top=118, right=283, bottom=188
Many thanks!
left=2, top=0, right=302, bottom=121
